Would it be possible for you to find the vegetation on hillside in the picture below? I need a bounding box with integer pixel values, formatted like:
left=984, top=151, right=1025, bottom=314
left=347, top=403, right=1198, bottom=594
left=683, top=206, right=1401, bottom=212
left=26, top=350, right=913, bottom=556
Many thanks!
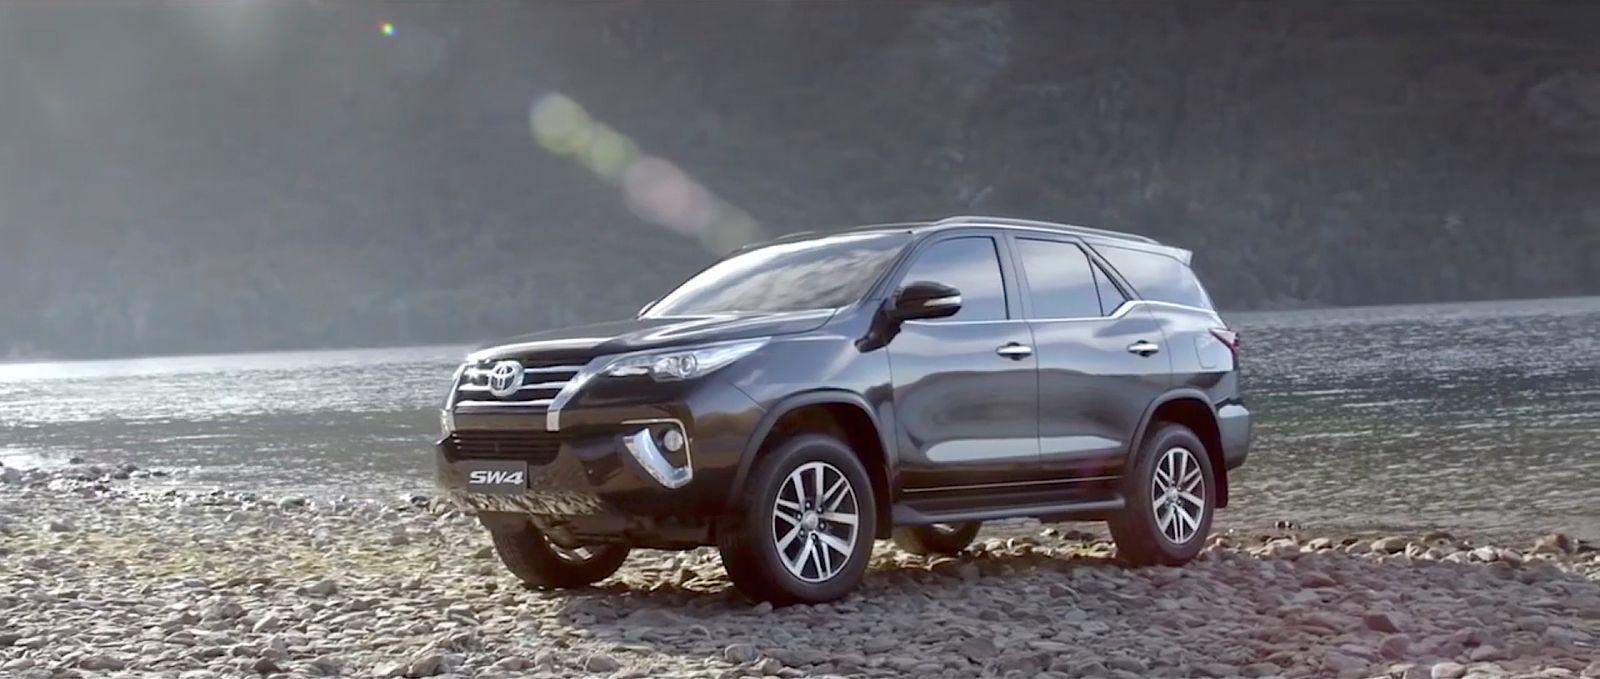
left=2, top=1, right=1596, bottom=358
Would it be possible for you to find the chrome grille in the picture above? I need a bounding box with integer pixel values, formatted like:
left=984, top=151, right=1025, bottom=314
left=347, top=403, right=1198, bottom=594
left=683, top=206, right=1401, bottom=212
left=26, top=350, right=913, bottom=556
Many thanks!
left=452, top=361, right=583, bottom=410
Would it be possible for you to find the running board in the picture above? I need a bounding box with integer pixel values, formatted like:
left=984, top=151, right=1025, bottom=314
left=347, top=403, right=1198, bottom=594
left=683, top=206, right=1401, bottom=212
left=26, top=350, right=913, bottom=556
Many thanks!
left=892, top=496, right=1125, bottom=526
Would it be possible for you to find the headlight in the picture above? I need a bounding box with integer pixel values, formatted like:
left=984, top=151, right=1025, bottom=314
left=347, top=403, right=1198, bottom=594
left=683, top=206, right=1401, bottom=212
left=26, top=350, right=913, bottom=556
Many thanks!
left=602, top=338, right=768, bottom=382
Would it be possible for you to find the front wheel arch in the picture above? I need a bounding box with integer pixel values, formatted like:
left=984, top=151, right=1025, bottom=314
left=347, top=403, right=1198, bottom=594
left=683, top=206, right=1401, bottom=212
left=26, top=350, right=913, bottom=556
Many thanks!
left=728, top=391, right=893, bottom=538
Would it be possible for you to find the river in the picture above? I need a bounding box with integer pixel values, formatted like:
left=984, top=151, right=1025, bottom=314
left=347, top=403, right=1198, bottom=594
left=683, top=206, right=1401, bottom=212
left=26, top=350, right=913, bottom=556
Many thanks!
left=3, top=297, right=1596, bottom=540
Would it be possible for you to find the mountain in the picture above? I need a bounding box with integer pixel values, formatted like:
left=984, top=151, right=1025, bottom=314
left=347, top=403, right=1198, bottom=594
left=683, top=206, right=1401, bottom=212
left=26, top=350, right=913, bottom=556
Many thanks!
left=2, top=1, right=1596, bottom=359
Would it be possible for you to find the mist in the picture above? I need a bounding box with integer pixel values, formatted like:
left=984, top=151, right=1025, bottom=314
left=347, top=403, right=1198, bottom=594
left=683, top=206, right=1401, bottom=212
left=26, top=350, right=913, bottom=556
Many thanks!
left=2, top=1, right=1597, bottom=359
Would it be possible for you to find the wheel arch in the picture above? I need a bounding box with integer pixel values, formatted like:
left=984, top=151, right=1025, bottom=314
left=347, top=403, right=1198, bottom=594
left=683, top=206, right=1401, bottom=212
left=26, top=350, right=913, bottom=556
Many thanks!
left=728, top=390, right=894, bottom=538
left=1129, top=389, right=1229, bottom=508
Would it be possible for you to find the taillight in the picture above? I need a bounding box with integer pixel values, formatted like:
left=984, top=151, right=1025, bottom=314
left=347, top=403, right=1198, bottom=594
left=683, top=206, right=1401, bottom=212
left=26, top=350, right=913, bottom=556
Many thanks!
left=1210, top=328, right=1239, bottom=361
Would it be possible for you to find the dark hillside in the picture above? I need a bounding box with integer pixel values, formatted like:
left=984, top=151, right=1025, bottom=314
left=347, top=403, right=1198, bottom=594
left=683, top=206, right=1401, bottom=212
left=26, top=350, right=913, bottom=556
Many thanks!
left=1, top=1, right=1596, bottom=358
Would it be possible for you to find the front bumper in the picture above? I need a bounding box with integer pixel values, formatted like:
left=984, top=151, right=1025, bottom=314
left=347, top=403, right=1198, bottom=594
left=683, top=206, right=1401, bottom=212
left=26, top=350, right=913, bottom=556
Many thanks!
left=435, top=377, right=765, bottom=523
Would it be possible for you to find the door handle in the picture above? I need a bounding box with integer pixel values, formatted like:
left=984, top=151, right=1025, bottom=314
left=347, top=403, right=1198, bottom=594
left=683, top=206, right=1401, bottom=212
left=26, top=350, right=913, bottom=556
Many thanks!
left=996, top=343, right=1034, bottom=359
left=1127, top=340, right=1160, bottom=356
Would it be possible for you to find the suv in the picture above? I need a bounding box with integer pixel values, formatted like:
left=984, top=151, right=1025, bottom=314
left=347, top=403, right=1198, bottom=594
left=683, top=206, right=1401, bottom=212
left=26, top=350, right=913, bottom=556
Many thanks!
left=436, top=215, right=1249, bottom=604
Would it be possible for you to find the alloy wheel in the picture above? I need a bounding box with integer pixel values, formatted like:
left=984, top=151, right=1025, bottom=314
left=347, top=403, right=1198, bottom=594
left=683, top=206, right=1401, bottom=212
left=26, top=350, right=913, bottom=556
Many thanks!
left=771, top=461, right=860, bottom=583
left=1151, top=446, right=1205, bottom=544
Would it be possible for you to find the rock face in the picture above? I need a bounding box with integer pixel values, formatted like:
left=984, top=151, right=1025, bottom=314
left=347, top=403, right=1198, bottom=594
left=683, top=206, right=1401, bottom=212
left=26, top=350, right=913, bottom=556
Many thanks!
left=1, top=474, right=1598, bottom=678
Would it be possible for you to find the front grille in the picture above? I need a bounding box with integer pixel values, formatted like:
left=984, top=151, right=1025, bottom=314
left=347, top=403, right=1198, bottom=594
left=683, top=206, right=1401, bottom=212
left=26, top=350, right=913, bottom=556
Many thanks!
left=452, top=360, right=585, bottom=411
left=448, top=431, right=564, bottom=465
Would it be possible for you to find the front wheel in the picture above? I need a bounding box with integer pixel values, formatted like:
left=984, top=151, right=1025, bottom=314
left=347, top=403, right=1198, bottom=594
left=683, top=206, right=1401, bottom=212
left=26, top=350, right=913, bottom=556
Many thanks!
left=1109, top=423, right=1216, bottom=566
left=718, top=434, right=878, bottom=605
left=487, top=519, right=631, bottom=589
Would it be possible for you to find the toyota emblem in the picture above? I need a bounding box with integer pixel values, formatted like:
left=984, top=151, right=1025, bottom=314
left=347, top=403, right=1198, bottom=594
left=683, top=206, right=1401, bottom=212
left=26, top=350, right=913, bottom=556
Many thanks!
left=487, top=360, right=525, bottom=398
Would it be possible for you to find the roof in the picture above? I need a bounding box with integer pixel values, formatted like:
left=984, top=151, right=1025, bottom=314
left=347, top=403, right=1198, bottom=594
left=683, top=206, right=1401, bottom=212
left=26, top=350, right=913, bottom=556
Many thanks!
left=753, top=215, right=1191, bottom=264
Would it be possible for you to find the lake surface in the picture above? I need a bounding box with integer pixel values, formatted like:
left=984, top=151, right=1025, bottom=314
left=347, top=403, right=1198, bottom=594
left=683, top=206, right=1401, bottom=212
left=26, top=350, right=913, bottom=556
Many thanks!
left=3, top=297, right=1597, bottom=540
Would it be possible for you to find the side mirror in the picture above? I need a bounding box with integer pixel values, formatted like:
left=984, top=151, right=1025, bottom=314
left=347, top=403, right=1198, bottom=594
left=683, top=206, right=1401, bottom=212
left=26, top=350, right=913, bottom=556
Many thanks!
left=890, top=281, right=962, bottom=321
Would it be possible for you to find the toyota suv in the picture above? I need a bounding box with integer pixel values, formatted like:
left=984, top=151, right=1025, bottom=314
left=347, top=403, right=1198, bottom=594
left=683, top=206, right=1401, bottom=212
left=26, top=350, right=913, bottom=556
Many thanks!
left=436, top=215, right=1250, bottom=604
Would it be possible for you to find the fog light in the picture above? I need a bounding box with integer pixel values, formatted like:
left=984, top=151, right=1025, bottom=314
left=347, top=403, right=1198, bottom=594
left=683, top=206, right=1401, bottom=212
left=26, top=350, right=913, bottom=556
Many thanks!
left=660, top=428, right=685, bottom=452
left=622, top=426, right=693, bottom=489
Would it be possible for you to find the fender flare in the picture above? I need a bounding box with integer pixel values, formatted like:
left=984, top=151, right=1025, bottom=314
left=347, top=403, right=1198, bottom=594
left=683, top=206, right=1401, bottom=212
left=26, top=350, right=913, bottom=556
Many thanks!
left=1126, top=387, right=1218, bottom=465
left=1127, top=387, right=1228, bottom=506
left=724, top=389, right=892, bottom=511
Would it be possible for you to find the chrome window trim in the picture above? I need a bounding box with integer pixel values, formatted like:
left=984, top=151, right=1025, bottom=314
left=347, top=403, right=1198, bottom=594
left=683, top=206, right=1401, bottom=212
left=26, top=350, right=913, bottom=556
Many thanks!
left=1022, top=299, right=1221, bottom=324
left=903, top=318, right=1030, bottom=327
left=940, top=219, right=1192, bottom=263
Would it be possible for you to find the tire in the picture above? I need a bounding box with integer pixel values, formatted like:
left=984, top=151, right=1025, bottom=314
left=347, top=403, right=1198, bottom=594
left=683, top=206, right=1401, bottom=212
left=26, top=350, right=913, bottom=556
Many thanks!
left=717, top=434, right=878, bottom=605
left=487, top=519, right=631, bottom=589
left=892, top=522, right=981, bottom=556
left=1109, top=423, right=1216, bottom=567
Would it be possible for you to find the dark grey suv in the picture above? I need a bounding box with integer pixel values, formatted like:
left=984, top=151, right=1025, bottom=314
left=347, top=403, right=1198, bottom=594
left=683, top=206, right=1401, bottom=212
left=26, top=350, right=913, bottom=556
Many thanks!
left=436, top=215, right=1250, bottom=604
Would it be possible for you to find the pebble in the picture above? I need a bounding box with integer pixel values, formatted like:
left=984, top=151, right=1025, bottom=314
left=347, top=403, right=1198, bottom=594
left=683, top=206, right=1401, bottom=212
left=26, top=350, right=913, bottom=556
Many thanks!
left=1373, top=537, right=1409, bottom=554
left=1533, top=533, right=1575, bottom=555
left=958, top=636, right=999, bottom=660
left=1299, top=570, right=1337, bottom=588
left=407, top=653, right=444, bottom=677
left=305, top=579, right=338, bottom=596
left=0, top=468, right=1596, bottom=679
left=723, top=643, right=759, bottom=664
left=1365, top=611, right=1407, bottom=633
left=585, top=654, right=622, bottom=673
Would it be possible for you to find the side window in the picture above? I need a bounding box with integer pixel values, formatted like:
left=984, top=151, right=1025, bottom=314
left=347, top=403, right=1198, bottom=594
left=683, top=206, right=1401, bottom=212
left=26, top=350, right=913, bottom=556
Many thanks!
left=1015, top=238, right=1101, bottom=318
left=898, top=237, right=1007, bottom=321
left=1096, top=245, right=1215, bottom=310
left=1091, top=261, right=1129, bottom=315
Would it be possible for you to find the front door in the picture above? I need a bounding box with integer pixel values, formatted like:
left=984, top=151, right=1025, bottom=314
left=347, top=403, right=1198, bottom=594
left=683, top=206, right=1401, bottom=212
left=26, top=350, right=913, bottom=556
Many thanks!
left=1008, top=235, right=1172, bottom=481
left=887, top=234, right=1041, bottom=491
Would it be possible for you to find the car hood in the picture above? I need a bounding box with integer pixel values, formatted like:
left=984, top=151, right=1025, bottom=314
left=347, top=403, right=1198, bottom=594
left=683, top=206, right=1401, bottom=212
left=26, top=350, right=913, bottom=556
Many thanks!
left=466, top=309, right=838, bottom=363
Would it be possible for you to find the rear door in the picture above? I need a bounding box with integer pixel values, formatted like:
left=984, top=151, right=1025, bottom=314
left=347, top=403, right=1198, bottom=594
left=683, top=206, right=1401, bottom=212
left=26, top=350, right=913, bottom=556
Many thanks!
left=1008, top=234, right=1172, bottom=481
left=886, top=233, right=1041, bottom=491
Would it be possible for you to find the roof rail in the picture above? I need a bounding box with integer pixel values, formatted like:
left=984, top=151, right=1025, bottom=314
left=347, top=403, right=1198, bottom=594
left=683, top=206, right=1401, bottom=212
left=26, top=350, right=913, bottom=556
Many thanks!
left=936, top=215, right=1159, bottom=245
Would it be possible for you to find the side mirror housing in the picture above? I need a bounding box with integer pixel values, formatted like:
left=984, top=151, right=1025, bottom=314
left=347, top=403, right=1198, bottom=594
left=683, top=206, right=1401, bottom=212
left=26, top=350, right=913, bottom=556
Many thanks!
left=890, top=281, right=962, bottom=321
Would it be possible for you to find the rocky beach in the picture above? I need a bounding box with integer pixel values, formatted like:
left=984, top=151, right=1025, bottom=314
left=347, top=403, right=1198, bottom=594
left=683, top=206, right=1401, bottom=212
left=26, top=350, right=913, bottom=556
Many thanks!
left=2, top=462, right=1597, bottom=679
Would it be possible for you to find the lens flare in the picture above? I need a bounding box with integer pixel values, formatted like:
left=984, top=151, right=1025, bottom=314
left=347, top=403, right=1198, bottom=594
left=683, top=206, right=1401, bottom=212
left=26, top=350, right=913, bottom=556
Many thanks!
left=379, top=22, right=395, bottom=36
left=528, top=92, right=763, bottom=253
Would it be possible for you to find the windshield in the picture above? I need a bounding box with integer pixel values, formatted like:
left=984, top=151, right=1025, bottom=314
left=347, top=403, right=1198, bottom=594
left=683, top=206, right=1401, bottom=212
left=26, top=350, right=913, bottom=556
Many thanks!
left=645, top=232, right=911, bottom=316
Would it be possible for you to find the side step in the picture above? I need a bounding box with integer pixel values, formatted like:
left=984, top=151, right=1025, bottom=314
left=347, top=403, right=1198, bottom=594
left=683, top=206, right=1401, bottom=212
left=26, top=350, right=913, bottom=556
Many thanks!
left=892, top=496, right=1125, bottom=526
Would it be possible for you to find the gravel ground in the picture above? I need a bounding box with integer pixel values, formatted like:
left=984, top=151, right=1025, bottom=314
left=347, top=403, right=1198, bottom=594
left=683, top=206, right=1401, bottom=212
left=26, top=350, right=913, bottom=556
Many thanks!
left=2, top=462, right=1598, bottom=679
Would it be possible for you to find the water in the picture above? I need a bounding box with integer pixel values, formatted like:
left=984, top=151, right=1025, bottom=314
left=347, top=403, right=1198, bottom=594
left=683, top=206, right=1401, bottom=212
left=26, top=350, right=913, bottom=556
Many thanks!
left=2, top=297, right=1597, bottom=539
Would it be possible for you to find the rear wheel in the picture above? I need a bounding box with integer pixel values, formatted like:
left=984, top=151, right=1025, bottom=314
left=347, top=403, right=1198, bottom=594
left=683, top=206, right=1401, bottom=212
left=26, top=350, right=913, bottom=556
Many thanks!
left=892, top=522, right=981, bottom=556
left=487, top=519, right=630, bottom=589
left=1109, top=423, right=1215, bottom=566
left=718, top=434, right=877, bottom=605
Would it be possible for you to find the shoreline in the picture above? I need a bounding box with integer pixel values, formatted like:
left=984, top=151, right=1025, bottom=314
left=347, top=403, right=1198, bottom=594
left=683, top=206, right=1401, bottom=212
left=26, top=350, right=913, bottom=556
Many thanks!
left=2, top=464, right=1597, bottom=679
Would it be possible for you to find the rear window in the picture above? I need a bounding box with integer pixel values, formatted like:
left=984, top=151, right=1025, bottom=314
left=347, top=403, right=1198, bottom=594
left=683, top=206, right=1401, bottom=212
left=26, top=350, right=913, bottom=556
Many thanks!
left=1015, top=238, right=1101, bottom=318
left=1094, top=245, right=1214, bottom=310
